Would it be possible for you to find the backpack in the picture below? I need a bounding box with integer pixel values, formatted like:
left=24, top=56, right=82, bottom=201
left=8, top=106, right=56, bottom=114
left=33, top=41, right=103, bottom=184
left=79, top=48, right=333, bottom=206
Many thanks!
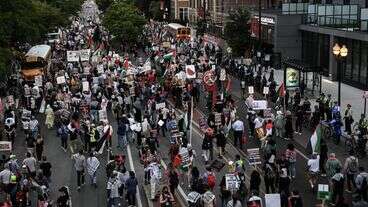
left=348, top=157, right=358, bottom=173
left=362, top=177, right=368, bottom=190
left=207, top=173, right=216, bottom=189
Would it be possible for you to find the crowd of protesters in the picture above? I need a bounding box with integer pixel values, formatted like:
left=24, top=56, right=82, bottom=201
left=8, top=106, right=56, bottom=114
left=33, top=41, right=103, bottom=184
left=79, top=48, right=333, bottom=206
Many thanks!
left=0, top=0, right=368, bottom=207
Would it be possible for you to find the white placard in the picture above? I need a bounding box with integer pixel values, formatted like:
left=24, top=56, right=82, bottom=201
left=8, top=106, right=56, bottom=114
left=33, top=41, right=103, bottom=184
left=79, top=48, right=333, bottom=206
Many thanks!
left=82, top=81, right=89, bottom=92
left=158, top=120, right=164, bottom=127
left=56, top=76, right=66, bottom=84
left=156, top=102, right=166, bottom=110
left=225, top=174, right=240, bottom=191
left=185, top=65, right=196, bottom=79
left=34, top=75, right=43, bottom=87
left=247, top=148, right=262, bottom=165
left=248, top=86, right=254, bottom=94
left=67, top=49, right=91, bottom=62
left=265, top=194, right=281, bottom=207
left=252, top=100, right=268, bottom=110
left=0, top=141, right=12, bottom=152
left=97, top=64, right=104, bottom=74
left=219, top=68, right=226, bottom=81
left=263, top=87, right=269, bottom=95
left=265, top=54, right=271, bottom=61
left=212, top=65, right=216, bottom=70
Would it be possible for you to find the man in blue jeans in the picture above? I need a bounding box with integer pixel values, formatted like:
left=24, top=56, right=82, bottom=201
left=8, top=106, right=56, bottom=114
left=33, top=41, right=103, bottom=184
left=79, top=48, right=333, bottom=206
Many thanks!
left=117, top=119, right=127, bottom=149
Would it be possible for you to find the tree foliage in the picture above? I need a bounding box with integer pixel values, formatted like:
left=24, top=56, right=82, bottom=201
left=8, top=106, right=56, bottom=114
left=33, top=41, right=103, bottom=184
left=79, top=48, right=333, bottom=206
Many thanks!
left=149, top=1, right=163, bottom=21
left=103, top=1, right=146, bottom=44
left=224, top=8, right=251, bottom=56
left=0, top=0, right=83, bottom=79
left=95, top=0, right=115, bottom=12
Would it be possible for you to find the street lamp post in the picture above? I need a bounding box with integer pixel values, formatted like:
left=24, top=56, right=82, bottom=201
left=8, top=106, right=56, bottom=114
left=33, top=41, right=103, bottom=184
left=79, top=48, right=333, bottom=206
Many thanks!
left=332, top=43, right=348, bottom=106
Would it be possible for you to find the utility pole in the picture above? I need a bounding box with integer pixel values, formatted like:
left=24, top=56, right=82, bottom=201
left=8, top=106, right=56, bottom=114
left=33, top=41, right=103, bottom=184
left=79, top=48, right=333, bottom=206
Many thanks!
left=258, top=0, right=262, bottom=49
left=203, top=0, right=207, bottom=32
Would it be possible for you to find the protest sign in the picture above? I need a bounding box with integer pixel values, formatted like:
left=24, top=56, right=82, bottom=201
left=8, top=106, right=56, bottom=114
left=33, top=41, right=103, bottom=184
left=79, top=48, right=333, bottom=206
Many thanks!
left=187, top=192, right=201, bottom=204
left=252, top=100, right=268, bottom=110
left=225, top=174, right=240, bottom=191
left=265, top=194, right=281, bottom=207
left=214, top=112, right=222, bottom=126
left=82, top=81, right=89, bottom=92
left=247, top=148, right=262, bottom=165
left=263, top=87, right=269, bottom=95
left=219, top=68, right=226, bottom=81
left=155, top=102, right=166, bottom=110
left=185, top=65, right=196, bottom=79
left=162, top=42, right=170, bottom=48
left=34, top=75, right=43, bottom=87
left=179, top=147, right=190, bottom=168
left=248, top=86, right=254, bottom=94
left=67, top=49, right=91, bottom=62
left=56, top=76, right=66, bottom=84
left=97, top=64, right=104, bottom=74
left=99, top=110, right=107, bottom=121
left=317, top=184, right=330, bottom=200
left=0, top=141, right=12, bottom=152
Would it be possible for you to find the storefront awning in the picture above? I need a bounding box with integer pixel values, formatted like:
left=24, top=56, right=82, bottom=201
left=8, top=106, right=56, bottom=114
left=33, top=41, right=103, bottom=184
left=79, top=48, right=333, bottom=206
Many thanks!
left=282, top=58, right=320, bottom=73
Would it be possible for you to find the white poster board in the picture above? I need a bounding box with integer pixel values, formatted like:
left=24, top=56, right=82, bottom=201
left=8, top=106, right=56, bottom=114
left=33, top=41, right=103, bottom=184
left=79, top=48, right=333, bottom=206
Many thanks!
left=79, top=49, right=91, bottom=61
left=97, top=64, right=104, bottom=74
left=248, top=86, right=254, bottom=94
left=56, top=76, right=66, bottom=84
left=34, top=75, right=43, bottom=87
left=219, top=68, right=226, bottom=81
left=82, top=81, right=89, bottom=92
left=185, top=65, right=196, bottom=79
left=252, top=100, right=268, bottom=110
left=225, top=174, right=240, bottom=191
left=263, top=87, right=269, bottom=95
left=265, top=194, right=281, bottom=207
left=0, top=141, right=12, bottom=152
left=247, top=148, right=262, bottom=165
left=67, top=49, right=91, bottom=62
left=156, top=102, right=166, bottom=110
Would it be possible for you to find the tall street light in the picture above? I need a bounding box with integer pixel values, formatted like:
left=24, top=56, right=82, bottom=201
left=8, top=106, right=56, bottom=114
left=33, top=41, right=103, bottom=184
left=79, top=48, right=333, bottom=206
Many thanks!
left=332, top=43, right=348, bottom=106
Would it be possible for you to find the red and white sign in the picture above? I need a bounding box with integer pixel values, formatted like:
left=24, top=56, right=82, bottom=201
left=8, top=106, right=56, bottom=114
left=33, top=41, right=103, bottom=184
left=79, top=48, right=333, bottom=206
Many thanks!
left=185, top=65, right=196, bottom=79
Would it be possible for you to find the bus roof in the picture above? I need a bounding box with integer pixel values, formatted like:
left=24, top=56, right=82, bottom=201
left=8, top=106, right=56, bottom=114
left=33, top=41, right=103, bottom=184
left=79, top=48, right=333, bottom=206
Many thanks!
left=25, top=45, right=51, bottom=60
left=167, top=23, right=186, bottom=30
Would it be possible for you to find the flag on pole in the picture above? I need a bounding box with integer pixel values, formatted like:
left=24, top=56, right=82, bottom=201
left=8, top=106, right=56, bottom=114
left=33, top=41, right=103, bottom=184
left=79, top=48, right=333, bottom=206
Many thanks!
left=277, top=82, right=286, bottom=97
left=163, top=52, right=174, bottom=61
left=307, top=124, right=322, bottom=154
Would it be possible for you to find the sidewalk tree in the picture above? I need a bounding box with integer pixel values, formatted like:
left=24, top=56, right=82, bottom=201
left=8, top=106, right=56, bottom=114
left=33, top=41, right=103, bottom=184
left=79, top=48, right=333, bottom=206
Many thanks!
left=224, top=8, right=251, bottom=56
left=103, top=1, right=146, bottom=45
left=96, top=0, right=114, bottom=12
left=149, top=1, right=163, bottom=21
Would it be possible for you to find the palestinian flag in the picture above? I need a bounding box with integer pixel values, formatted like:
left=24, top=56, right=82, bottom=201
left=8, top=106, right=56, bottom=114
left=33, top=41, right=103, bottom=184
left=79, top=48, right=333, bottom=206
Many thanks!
left=277, top=82, right=286, bottom=97
left=163, top=52, right=174, bottom=61
left=307, top=124, right=322, bottom=154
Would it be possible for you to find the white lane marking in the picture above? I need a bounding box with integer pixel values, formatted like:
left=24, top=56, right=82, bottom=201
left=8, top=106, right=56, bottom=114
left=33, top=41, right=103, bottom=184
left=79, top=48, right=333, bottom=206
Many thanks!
left=127, top=144, right=143, bottom=207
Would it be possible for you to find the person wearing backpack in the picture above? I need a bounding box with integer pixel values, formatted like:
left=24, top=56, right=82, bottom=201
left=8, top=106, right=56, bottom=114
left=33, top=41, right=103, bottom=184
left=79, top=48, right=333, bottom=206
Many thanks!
left=330, top=167, right=345, bottom=206
left=343, top=152, right=359, bottom=193
left=263, top=161, right=276, bottom=194
left=355, top=167, right=368, bottom=202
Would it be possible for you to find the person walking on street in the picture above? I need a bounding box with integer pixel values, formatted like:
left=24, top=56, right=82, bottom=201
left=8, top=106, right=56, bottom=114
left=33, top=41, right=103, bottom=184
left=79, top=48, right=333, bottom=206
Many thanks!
left=344, top=104, right=353, bottom=135
left=22, top=152, right=37, bottom=178
left=344, top=151, right=359, bottom=193
left=355, top=167, right=368, bottom=202
left=274, top=111, right=285, bottom=138
left=330, top=167, right=345, bottom=206
left=307, top=153, right=320, bottom=191
left=107, top=171, right=122, bottom=207
left=35, top=135, right=44, bottom=161
left=232, top=117, right=244, bottom=150
left=72, top=149, right=86, bottom=191
left=263, top=161, right=276, bottom=194
left=285, top=143, right=297, bottom=179
left=250, top=169, right=261, bottom=194
left=319, top=139, right=328, bottom=177
left=39, top=156, right=52, bottom=183
left=325, top=153, right=342, bottom=180
left=86, top=152, right=100, bottom=188
left=202, top=128, right=213, bottom=164
left=284, top=111, right=293, bottom=140
left=126, top=171, right=138, bottom=206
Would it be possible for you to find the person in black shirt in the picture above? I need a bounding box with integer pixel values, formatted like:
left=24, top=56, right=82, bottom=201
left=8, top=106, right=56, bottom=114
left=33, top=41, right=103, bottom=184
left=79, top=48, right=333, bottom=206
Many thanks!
left=39, top=156, right=52, bottom=183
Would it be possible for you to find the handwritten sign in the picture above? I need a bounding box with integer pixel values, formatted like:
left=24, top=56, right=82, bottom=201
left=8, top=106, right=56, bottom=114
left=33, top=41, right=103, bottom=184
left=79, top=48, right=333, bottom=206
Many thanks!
left=247, top=148, right=262, bottom=165
left=0, top=141, right=12, bottom=152
left=34, top=75, right=43, bottom=87
left=248, top=86, right=254, bottom=94
left=56, top=76, right=66, bottom=84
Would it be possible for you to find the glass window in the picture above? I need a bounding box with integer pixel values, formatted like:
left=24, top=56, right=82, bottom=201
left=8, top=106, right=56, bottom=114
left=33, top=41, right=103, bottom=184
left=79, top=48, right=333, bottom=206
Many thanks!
left=361, top=42, right=367, bottom=86
left=352, top=40, right=360, bottom=82
left=344, top=39, right=353, bottom=79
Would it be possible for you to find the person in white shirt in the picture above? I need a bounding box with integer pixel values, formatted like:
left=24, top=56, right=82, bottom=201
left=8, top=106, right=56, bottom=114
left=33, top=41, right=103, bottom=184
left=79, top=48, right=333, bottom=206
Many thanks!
left=307, top=153, right=320, bottom=190
left=86, top=152, right=100, bottom=188
left=22, top=152, right=37, bottom=177
left=232, top=117, right=244, bottom=150
left=0, top=164, right=11, bottom=186
left=107, top=172, right=122, bottom=207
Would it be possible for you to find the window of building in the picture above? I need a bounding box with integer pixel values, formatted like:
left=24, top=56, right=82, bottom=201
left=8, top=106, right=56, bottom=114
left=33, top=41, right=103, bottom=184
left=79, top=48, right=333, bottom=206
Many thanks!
left=361, top=42, right=367, bottom=85
left=179, top=7, right=189, bottom=21
left=352, top=40, right=360, bottom=82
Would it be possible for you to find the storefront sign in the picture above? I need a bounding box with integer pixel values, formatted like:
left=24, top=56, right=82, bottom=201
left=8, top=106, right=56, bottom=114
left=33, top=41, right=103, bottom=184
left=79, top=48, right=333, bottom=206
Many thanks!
left=285, top=67, right=300, bottom=88
left=253, top=16, right=276, bottom=25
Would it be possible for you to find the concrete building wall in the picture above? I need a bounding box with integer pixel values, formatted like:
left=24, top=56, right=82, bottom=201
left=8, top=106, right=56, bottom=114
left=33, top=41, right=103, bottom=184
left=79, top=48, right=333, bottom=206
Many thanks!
left=274, top=14, right=303, bottom=59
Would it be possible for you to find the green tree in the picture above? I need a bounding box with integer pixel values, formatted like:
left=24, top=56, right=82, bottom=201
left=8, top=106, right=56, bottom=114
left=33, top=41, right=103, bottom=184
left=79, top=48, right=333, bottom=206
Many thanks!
left=95, top=0, right=114, bottom=12
left=103, top=1, right=146, bottom=45
left=149, top=1, right=163, bottom=21
left=224, top=8, right=251, bottom=56
left=45, top=0, right=83, bottom=17
left=196, top=19, right=206, bottom=36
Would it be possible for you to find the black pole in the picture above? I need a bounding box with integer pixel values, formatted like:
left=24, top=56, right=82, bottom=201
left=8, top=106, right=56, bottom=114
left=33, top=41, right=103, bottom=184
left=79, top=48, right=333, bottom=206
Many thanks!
left=364, top=98, right=367, bottom=116
left=203, top=0, right=206, bottom=33
left=258, top=0, right=262, bottom=49
left=338, top=58, right=341, bottom=106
